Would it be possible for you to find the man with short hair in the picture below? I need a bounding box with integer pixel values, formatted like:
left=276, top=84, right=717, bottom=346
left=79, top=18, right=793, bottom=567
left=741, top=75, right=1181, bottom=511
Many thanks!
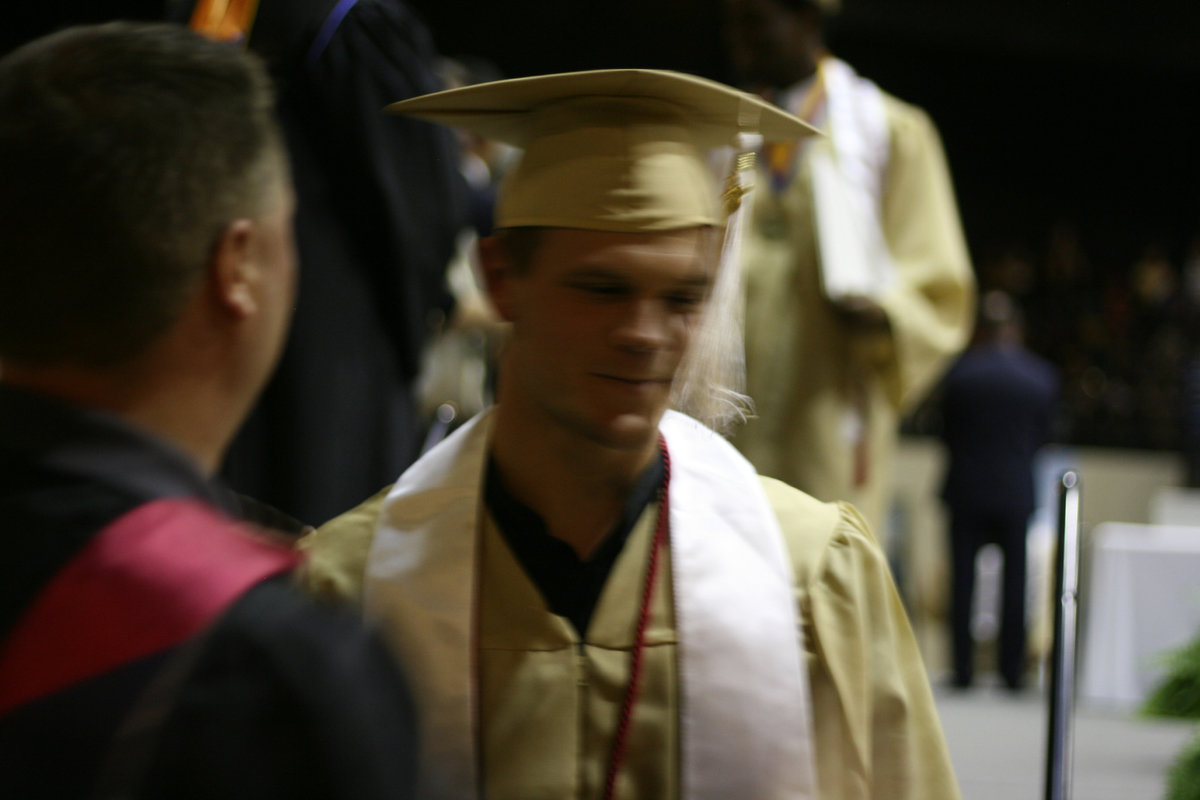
left=941, top=292, right=1059, bottom=690
left=303, top=69, right=960, bottom=800
left=724, top=0, right=976, bottom=532
left=0, top=22, right=416, bottom=798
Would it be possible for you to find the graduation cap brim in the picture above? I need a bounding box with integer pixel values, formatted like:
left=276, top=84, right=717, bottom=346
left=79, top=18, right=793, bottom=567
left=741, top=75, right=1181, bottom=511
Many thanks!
left=385, top=69, right=818, bottom=147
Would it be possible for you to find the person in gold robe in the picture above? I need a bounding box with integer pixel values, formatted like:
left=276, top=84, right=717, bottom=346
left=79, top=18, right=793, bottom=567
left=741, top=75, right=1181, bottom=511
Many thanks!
left=724, top=0, right=976, bottom=530
left=301, top=69, right=960, bottom=800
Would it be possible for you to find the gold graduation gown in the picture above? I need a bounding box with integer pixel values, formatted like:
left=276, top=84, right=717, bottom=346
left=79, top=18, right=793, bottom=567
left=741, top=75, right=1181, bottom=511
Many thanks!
left=476, top=499, right=680, bottom=800
left=734, top=85, right=975, bottom=530
left=301, top=420, right=960, bottom=800
left=475, top=487, right=960, bottom=800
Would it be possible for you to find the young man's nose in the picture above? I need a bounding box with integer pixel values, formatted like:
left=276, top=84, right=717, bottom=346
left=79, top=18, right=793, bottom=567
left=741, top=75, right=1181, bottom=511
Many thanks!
left=611, top=299, right=672, bottom=352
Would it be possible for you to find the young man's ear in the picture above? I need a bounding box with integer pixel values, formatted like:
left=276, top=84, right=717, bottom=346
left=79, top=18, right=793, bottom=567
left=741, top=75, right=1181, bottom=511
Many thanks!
left=478, top=234, right=517, bottom=322
left=210, top=219, right=258, bottom=318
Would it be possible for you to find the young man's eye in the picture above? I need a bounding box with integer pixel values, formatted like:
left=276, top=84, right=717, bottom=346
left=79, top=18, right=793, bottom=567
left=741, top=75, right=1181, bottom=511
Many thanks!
left=666, top=292, right=704, bottom=310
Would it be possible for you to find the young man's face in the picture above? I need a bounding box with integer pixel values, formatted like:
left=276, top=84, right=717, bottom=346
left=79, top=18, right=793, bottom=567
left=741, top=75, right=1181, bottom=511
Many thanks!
left=492, top=226, right=713, bottom=452
left=723, top=0, right=821, bottom=90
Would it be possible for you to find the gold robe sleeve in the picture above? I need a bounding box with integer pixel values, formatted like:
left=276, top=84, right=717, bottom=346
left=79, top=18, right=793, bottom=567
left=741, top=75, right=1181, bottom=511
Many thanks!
left=296, top=486, right=391, bottom=605
left=874, top=98, right=975, bottom=412
left=762, top=476, right=962, bottom=800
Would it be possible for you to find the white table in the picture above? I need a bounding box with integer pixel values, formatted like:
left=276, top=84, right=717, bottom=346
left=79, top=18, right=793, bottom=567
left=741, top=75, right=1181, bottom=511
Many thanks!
left=1150, top=486, right=1200, bottom=526
left=1079, top=523, right=1200, bottom=710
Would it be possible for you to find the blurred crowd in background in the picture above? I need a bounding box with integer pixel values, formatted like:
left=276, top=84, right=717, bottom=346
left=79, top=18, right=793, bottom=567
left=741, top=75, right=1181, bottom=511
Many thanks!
left=907, top=225, right=1200, bottom=461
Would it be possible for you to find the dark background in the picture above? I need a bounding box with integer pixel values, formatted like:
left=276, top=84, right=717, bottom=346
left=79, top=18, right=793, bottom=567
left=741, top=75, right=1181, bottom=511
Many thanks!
left=408, top=0, right=1199, bottom=269
left=11, top=1, right=1199, bottom=263
left=8, top=0, right=1199, bottom=450
left=409, top=0, right=1200, bottom=451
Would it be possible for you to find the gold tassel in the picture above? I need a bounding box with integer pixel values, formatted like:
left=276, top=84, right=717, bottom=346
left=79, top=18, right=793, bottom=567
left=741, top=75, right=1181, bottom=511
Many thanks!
left=721, top=151, right=756, bottom=216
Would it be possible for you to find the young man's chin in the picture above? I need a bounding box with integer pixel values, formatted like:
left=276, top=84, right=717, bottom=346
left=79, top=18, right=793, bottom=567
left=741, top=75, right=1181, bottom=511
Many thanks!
left=579, top=409, right=667, bottom=453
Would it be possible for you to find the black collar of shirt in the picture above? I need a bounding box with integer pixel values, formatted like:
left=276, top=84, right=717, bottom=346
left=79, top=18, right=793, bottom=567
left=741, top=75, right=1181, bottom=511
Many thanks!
left=484, top=450, right=666, bottom=637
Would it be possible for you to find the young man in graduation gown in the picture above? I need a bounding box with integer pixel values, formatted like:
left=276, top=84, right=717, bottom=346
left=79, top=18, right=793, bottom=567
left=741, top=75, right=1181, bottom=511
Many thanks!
left=0, top=23, right=417, bottom=798
left=302, top=69, right=961, bottom=800
left=723, top=0, right=976, bottom=531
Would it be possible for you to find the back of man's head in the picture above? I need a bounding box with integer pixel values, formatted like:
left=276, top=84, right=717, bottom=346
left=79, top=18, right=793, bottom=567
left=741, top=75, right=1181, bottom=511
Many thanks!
left=977, top=290, right=1024, bottom=346
left=0, top=22, right=285, bottom=369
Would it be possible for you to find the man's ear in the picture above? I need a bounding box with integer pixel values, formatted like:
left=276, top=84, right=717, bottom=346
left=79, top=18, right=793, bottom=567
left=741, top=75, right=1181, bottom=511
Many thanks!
left=210, top=219, right=258, bottom=318
left=478, top=235, right=517, bottom=322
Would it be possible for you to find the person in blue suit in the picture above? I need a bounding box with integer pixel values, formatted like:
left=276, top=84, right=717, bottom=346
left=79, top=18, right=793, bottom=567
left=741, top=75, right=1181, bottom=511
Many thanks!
left=940, top=290, right=1059, bottom=690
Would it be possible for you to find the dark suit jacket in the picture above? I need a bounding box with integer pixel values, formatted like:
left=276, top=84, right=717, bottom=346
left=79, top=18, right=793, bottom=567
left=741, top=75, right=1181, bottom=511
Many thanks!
left=939, top=342, right=1059, bottom=519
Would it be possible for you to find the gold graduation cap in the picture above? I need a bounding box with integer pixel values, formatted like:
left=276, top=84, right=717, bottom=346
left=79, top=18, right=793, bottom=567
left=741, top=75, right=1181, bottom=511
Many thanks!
left=388, top=69, right=816, bottom=433
left=386, top=69, right=817, bottom=232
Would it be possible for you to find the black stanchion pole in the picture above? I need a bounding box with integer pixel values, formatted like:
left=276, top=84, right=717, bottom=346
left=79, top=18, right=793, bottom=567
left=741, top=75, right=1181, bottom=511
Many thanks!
left=1045, top=470, right=1081, bottom=800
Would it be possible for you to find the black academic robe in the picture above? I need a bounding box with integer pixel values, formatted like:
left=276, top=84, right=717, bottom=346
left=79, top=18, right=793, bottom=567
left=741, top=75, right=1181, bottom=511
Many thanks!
left=0, top=385, right=418, bottom=799
left=203, top=0, right=470, bottom=524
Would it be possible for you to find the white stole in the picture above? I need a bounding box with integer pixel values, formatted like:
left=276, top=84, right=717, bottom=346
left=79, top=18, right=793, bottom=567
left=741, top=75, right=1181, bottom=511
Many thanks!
left=364, top=409, right=816, bottom=800
left=806, top=57, right=897, bottom=300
